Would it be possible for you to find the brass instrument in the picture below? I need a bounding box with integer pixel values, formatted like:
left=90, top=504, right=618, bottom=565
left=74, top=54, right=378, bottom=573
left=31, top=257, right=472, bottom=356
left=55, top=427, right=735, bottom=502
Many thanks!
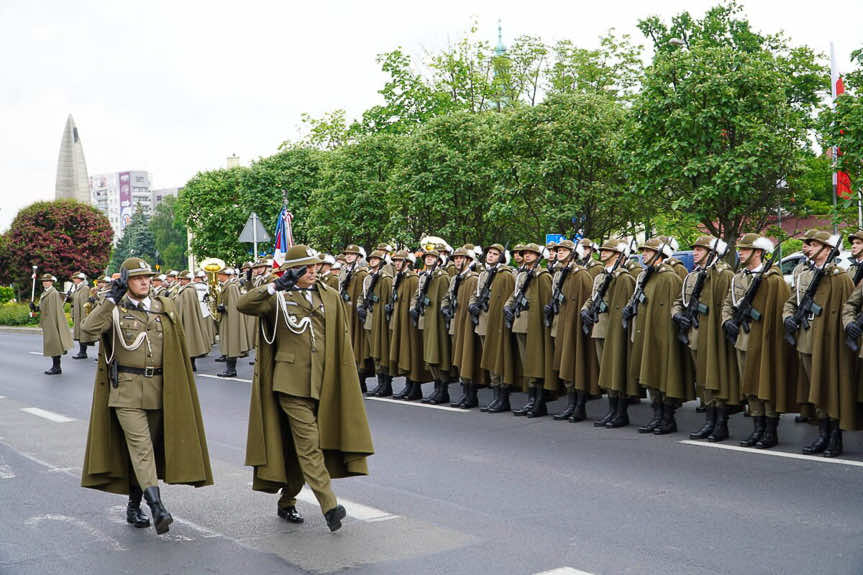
left=200, top=257, right=226, bottom=321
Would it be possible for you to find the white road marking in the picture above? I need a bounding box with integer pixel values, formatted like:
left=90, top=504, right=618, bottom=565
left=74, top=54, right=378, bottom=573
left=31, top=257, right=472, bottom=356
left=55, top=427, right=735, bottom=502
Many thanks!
left=0, top=395, right=6, bottom=399
left=366, top=396, right=469, bottom=413
left=197, top=374, right=252, bottom=383
left=25, top=514, right=127, bottom=551
left=28, top=351, right=42, bottom=356
left=0, top=463, right=15, bottom=479
left=679, top=440, right=863, bottom=468
left=20, top=407, right=75, bottom=423
left=534, top=568, right=596, bottom=575
left=296, top=487, right=399, bottom=522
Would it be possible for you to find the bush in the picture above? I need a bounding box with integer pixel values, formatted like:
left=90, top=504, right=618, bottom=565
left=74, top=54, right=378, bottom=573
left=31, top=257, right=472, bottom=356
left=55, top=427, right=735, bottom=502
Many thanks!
left=0, top=286, right=13, bottom=304
left=0, top=303, right=39, bottom=326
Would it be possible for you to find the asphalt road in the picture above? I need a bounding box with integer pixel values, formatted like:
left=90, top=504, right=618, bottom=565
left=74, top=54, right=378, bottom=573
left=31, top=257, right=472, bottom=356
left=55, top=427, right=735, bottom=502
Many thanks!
left=1, top=330, right=862, bottom=575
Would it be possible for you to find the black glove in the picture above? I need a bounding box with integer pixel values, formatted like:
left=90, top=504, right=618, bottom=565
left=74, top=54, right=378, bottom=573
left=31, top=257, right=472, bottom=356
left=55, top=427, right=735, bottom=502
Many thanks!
left=621, top=303, right=635, bottom=322
left=783, top=316, right=799, bottom=334
left=217, top=304, right=226, bottom=313
left=357, top=306, right=368, bottom=323
left=543, top=302, right=555, bottom=317
left=274, top=266, right=307, bottom=292
left=87, top=296, right=96, bottom=304
left=673, top=313, right=692, bottom=331
left=441, top=305, right=452, bottom=320
left=29, top=301, right=37, bottom=312
left=580, top=309, right=594, bottom=328
left=723, top=320, right=739, bottom=342
left=503, top=306, right=515, bottom=325
left=108, top=270, right=128, bottom=302
left=468, top=302, right=481, bottom=317
left=409, top=307, right=420, bottom=322
left=203, top=293, right=210, bottom=302
left=846, top=322, right=862, bottom=340
left=246, top=268, right=253, bottom=283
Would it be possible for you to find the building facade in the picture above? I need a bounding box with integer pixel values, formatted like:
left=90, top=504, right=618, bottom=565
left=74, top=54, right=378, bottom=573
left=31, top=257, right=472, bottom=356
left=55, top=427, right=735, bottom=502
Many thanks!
left=90, top=171, right=178, bottom=242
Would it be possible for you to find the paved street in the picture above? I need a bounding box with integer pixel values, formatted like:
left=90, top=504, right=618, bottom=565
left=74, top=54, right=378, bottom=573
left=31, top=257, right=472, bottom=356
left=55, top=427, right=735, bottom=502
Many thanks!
left=1, top=330, right=862, bottom=575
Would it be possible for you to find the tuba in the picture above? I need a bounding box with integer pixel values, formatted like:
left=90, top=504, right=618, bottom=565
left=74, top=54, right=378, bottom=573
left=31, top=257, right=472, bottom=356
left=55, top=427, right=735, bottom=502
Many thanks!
left=200, top=257, right=226, bottom=321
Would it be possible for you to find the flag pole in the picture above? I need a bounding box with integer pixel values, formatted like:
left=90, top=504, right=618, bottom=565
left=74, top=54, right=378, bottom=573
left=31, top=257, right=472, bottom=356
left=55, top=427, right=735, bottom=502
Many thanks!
left=831, top=42, right=839, bottom=234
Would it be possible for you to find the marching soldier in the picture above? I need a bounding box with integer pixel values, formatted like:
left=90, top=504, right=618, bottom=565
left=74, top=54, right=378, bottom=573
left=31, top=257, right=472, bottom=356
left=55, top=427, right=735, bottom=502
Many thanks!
left=217, top=267, right=250, bottom=377
left=410, top=247, right=451, bottom=403
left=550, top=240, right=599, bottom=421
left=577, top=239, right=603, bottom=277
left=388, top=250, right=430, bottom=399
left=627, top=238, right=694, bottom=434
left=31, top=273, right=73, bottom=374
left=175, top=271, right=211, bottom=372
left=238, top=245, right=374, bottom=532
left=70, top=272, right=97, bottom=359
left=671, top=236, right=738, bottom=442
left=581, top=239, right=638, bottom=425
left=504, top=243, right=555, bottom=418
left=443, top=246, right=483, bottom=408
left=360, top=251, right=394, bottom=397
left=722, top=234, right=797, bottom=449
left=470, top=244, right=517, bottom=413
left=785, top=232, right=855, bottom=457
left=80, top=257, right=213, bottom=535
left=339, top=245, right=372, bottom=392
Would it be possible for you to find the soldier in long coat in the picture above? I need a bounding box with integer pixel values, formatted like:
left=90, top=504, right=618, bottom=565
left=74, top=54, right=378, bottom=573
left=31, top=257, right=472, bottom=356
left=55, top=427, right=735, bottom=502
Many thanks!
left=722, top=234, right=797, bottom=449
left=359, top=251, right=394, bottom=397
left=577, top=239, right=604, bottom=278
left=388, top=250, right=429, bottom=398
left=31, top=274, right=73, bottom=374
left=410, top=248, right=451, bottom=403
left=217, top=268, right=250, bottom=377
left=504, top=243, right=555, bottom=418
left=339, top=244, right=372, bottom=392
left=70, top=272, right=97, bottom=359
left=671, top=236, right=738, bottom=442
left=443, top=246, right=484, bottom=408
left=174, top=271, right=211, bottom=371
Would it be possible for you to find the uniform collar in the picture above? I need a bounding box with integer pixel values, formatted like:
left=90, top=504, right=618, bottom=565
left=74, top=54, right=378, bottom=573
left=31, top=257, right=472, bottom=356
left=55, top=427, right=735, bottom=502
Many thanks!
left=126, top=295, right=152, bottom=310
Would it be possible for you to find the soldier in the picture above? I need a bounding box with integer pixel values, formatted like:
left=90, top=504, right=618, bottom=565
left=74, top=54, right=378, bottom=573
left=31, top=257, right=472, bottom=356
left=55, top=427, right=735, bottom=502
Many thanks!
left=784, top=232, right=855, bottom=457
left=722, top=234, right=797, bottom=449
left=30, top=274, right=73, bottom=374
left=440, top=243, right=457, bottom=277
left=410, top=247, right=451, bottom=403
left=511, top=245, right=525, bottom=269
left=388, top=250, right=429, bottom=399
left=470, top=244, right=517, bottom=412
left=80, top=257, right=213, bottom=535
left=70, top=272, right=97, bottom=359
left=581, top=239, right=638, bottom=425
left=626, top=237, right=694, bottom=434
left=792, top=229, right=818, bottom=423
left=577, top=239, right=603, bottom=277
left=194, top=271, right=217, bottom=347
left=841, top=272, right=863, bottom=452
left=544, top=241, right=558, bottom=273
left=656, top=236, right=688, bottom=281
left=443, top=246, right=483, bottom=408
left=165, top=270, right=180, bottom=298
left=174, top=271, right=211, bottom=372
left=548, top=240, right=599, bottom=421
left=238, top=245, right=374, bottom=532
left=671, top=236, right=738, bottom=442
left=504, top=243, right=555, bottom=418
left=318, top=254, right=339, bottom=290
left=360, top=250, right=394, bottom=397
left=847, top=229, right=863, bottom=286
left=216, top=267, right=250, bottom=377
left=151, top=274, right=167, bottom=297
left=339, top=244, right=372, bottom=392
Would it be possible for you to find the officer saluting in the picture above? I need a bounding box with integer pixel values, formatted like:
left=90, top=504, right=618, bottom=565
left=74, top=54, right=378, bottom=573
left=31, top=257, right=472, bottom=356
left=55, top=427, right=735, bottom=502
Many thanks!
left=80, top=257, right=213, bottom=535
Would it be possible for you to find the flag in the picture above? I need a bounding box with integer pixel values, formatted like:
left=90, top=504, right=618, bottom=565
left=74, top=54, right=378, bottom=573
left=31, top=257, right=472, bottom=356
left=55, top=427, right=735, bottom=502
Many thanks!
left=831, top=42, right=853, bottom=200
left=272, top=206, right=295, bottom=268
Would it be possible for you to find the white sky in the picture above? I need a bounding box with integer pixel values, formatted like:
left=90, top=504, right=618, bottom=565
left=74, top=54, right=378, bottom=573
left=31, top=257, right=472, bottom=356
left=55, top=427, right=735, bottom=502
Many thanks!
left=1, top=0, right=862, bottom=232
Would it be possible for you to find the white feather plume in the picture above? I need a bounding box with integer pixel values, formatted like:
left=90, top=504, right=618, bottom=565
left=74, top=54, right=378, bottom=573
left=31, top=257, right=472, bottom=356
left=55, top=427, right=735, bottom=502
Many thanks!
left=753, top=237, right=774, bottom=253
left=575, top=243, right=587, bottom=260
left=711, top=238, right=728, bottom=257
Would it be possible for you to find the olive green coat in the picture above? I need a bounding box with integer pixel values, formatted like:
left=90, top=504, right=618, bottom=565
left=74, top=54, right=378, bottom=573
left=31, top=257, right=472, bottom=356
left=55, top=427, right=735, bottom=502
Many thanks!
left=40, top=286, right=73, bottom=357
left=505, top=268, right=555, bottom=390
left=694, top=265, right=740, bottom=404
left=175, top=284, right=211, bottom=358
left=239, top=282, right=374, bottom=492
left=341, top=265, right=371, bottom=371
left=556, top=266, right=600, bottom=395
left=220, top=279, right=250, bottom=357
left=80, top=297, right=214, bottom=494
left=364, top=271, right=393, bottom=368
left=475, top=266, right=519, bottom=386
left=449, top=271, right=485, bottom=383
left=415, top=269, right=452, bottom=370
left=593, top=269, right=638, bottom=396
left=71, top=282, right=97, bottom=343
left=388, top=271, right=429, bottom=382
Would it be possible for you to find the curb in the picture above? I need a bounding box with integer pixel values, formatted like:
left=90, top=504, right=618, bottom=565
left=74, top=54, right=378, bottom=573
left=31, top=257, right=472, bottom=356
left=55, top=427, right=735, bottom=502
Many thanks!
left=0, top=326, right=41, bottom=335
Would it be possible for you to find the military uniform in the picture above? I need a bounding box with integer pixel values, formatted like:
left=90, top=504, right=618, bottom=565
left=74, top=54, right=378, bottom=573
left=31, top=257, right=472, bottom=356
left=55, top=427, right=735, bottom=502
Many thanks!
left=81, top=257, right=213, bottom=535
left=411, top=249, right=451, bottom=403
left=217, top=270, right=251, bottom=377
left=388, top=250, right=429, bottom=399
left=339, top=245, right=372, bottom=391
left=442, top=246, right=483, bottom=408
left=70, top=273, right=97, bottom=359
left=360, top=251, right=394, bottom=397
left=175, top=272, right=211, bottom=369
left=577, top=239, right=603, bottom=279
left=34, top=275, right=74, bottom=374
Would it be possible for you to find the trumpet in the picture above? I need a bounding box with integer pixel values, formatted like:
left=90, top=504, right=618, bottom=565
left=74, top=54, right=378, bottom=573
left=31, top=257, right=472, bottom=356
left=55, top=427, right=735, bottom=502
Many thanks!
left=200, top=257, right=226, bottom=321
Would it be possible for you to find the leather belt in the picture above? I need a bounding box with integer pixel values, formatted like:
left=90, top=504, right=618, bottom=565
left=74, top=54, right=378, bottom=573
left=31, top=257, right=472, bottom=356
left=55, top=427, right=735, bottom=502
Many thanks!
left=117, top=365, right=163, bottom=377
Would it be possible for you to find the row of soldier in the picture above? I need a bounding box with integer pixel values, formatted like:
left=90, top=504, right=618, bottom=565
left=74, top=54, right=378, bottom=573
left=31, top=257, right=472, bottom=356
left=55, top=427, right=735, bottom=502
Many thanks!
left=336, top=232, right=863, bottom=459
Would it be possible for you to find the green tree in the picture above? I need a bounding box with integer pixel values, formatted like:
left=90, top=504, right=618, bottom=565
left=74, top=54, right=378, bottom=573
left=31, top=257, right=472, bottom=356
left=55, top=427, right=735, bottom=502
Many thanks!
left=110, top=204, right=156, bottom=272
left=150, top=195, right=187, bottom=271
left=627, top=2, right=827, bottom=246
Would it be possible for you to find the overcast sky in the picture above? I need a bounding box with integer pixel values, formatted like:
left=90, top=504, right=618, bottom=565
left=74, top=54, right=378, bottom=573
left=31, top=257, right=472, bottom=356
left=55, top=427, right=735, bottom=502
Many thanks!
left=1, top=0, right=862, bottom=232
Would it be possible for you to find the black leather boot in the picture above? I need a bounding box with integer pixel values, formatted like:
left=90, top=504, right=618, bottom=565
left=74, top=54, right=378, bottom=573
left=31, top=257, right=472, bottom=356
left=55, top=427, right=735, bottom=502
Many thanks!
left=461, top=381, right=479, bottom=409
left=569, top=391, right=587, bottom=422
left=450, top=380, right=468, bottom=407
left=277, top=505, right=304, bottom=523
left=802, top=418, right=831, bottom=454
left=324, top=504, right=347, bottom=532
left=823, top=421, right=843, bottom=458
left=689, top=405, right=716, bottom=439
left=45, top=356, right=62, bottom=375
left=217, top=357, right=237, bottom=377
left=481, top=386, right=500, bottom=412
left=72, top=342, right=87, bottom=359
left=553, top=390, right=577, bottom=420
left=638, top=400, right=663, bottom=433
left=606, top=394, right=630, bottom=428
left=526, top=386, right=548, bottom=418
left=404, top=379, right=423, bottom=401
left=755, top=417, right=779, bottom=449
left=513, top=386, right=536, bottom=416
left=366, top=374, right=384, bottom=396
left=488, top=386, right=511, bottom=413
left=707, top=406, right=730, bottom=442
left=191, top=356, right=197, bottom=372
left=376, top=375, right=393, bottom=397
left=126, top=484, right=150, bottom=528
left=740, top=415, right=765, bottom=447
left=595, top=395, right=618, bottom=427
left=358, top=371, right=367, bottom=394
left=434, top=379, right=450, bottom=404
left=653, top=403, right=678, bottom=435
left=143, top=486, right=173, bottom=535
left=394, top=379, right=413, bottom=400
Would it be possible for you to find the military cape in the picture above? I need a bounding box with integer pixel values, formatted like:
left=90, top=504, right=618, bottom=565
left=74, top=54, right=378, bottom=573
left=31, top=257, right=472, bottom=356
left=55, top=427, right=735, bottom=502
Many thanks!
left=556, top=266, right=600, bottom=395
left=40, top=286, right=73, bottom=356
left=388, top=271, right=429, bottom=382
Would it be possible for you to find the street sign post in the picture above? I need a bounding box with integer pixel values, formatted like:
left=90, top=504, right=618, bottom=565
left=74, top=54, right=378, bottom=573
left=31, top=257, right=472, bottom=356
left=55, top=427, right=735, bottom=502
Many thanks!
left=238, top=212, right=271, bottom=259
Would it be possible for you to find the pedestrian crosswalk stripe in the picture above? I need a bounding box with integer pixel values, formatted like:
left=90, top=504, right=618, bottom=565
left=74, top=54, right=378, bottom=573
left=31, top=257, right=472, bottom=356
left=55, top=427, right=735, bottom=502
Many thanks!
left=366, top=396, right=469, bottom=413
left=534, top=568, right=596, bottom=575
left=197, top=374, right=252, bottom=383
left=679, top=440, right=863, bottom=468
left=20, top=407, right=75, bottom=423
left=28, top=352, right=41, bottom=356
left=296, top=487, right=399, bottom=522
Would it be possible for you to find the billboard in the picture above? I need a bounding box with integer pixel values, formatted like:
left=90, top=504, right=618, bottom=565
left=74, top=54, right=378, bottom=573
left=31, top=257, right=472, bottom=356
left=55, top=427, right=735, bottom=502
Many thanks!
left=119, top=172, right=132, bottom=230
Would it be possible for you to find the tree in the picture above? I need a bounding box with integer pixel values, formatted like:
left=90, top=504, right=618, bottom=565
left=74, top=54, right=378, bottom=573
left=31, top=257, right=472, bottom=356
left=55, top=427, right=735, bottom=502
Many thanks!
left=6, top=200, right=112, bottom=297
left=0, top=233, right=10, bottom=285
left=150, top=195, right=187, bottom=272
left=627, top=2, right=827, bottom=246
left=110, top=204, right=156, bottom=272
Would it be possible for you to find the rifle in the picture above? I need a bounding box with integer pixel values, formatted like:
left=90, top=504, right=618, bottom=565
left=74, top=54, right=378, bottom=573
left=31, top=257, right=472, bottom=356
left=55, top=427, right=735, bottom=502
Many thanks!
left=358, top=268, right=382, bottom=322
left=338, top=262, right=355, bottom=302
left=442, top=270, right=465, bottom=331
left=411, top=261, right=438, bottom=326
left=385, top=271, right=404, bottom=323
left=676, top=244, right=720, bottom=345
left=471, top=265, right=499, bottom=325
left=544, top=245, right=579, bottom=327
left=852, top=260, right=863, bottom=287
left=784, top=236, right=842, bottom=346
left=582, top=248, right=626, bottom=335
left=725, top=247, right=782, bottom=343
left=505, top=267, right=535, bottom=329
left=621, top=237, right=670, bottom=330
